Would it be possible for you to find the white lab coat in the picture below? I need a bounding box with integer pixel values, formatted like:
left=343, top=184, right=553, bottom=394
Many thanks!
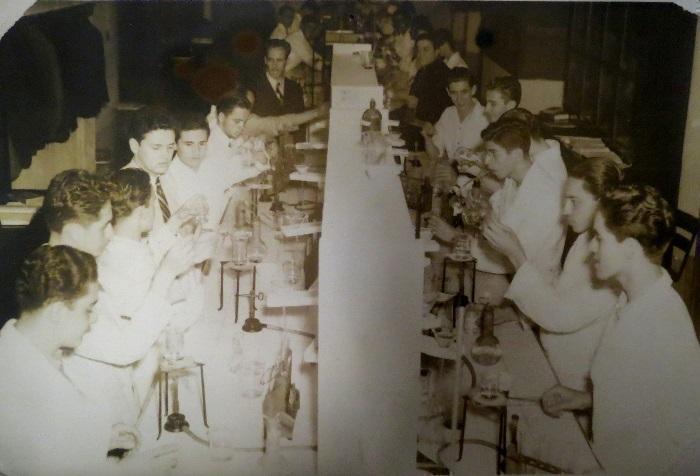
left=505, top=232, right=618, bottom=390
left=64, top=235, right=204, bottom=425
left=0, top=320, right=115, bottom=475
left=472, top=151, right=566, bottom=278
left=590, top=270, right=700, bottom=475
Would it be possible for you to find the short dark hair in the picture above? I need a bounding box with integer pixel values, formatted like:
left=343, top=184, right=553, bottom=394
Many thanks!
left=481, top=119, right=531, bottom=154
left=109, top=168, right=152, bottom=222
left=410, top=14, right=433, bottom=38
left=266, top=39, right=291, bottom=59
left=44, top=169, right=112, bottom=233
left=567, top=156, right=623, bottom=199
left=217, top=92, right=252, bottom=116
left=16, top=245, right=97, bottom=313
left=432, top=28, right=453, bottom=50
left=599, top=184, right=674, bottom=258
left=447, top=67, right=474, bottom=89
left=500, top=108, right=544, bottom=141
left=486, top=76, right=522, bottom=106
left=414, top=32, right=434, bottom=48
left=130, top=106, right=177, bottom=143
left=278, top=4, right=295, bottom=17
left=176, top=112, right=210, bottom=141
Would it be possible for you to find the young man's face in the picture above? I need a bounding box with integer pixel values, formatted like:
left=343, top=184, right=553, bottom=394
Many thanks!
left=218, top=107, right=250, bottom=140
left=447, top=80, right=476, bottom=110
left=436, top=43, right=450, bottom=59
left=483, top=141, right=519, bottom=180
left=484, top=90, right=516, bottom=123
left=415, top=39, right=436, bottom=67
left=58, top=281, right=99, bottom=350
left=589, top=211, right=627, bottom=281
left=279, top=9, right=295, bottom=28
left=265, top=47, right=288, bottom=81
left=177, top=129, right=209, bottom=170
left=131, top=129, right=176, bottom=176
left=139, top=188, right=156, bottom=234
left=562, top=177, right=598, bottom=234
left=70, top=203, right=113, bottom=257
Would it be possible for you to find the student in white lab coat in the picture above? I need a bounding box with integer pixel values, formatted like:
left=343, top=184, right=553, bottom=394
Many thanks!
left=485, top=157, right=622, bottom=390
left=542, top=184, right=700, bottom=475
left=41, top=169, right=195, bottom=427
left=0, top=245, right=177, bottom=475
left=483, top=76, right=521, bottom=124
left=64, top=169, right=203, bottom=426
left=122, top=106, right=208, bottom=242
left=431, top=119, right=566, bottom=301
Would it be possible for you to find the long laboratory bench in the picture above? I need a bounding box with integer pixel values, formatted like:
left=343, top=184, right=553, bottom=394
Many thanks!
left=318, top=43, right=424, bottom=476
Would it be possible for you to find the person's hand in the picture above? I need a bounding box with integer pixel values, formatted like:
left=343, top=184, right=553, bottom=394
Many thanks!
left=109, top=423, right=141, bottom=452
left=161, top=237, right=196, bottom=277
left=541, top=385, right=591, bottom=418
left=119, top=444, right=178, bottom=475
left=421, top=122, right=435, bottom=137
left=428, top=214, right=457, bottom=243
left=169, top=194, right=209, bottom=232
left=482, top=217, right=526, bottom=269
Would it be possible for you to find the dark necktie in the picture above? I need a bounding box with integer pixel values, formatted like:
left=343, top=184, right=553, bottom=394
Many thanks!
left=275, top=81, right=284, bottom=104
left=155, top=177, right=171, bottom=222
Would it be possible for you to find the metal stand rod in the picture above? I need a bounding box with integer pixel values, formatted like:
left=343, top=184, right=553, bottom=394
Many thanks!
left=234, top=270, right=241, bottom=323
left=218, top=262, right=225, bottom=311
left=199, top=363, right=209, bottom=428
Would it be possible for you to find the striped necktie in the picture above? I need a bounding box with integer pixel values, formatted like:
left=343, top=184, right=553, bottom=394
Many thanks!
left=275, top=81, right=284, bottom=104
left=155, top=177, right=171, bottom=222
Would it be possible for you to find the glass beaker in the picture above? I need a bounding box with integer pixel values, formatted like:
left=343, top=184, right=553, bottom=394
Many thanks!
left=164, top=326, right=184, bottom=362
left=231, top=231, right=249, bottom=266
left=247, top=219, right=267, bottom=263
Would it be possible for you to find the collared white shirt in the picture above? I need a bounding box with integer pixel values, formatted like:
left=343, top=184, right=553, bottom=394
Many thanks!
left=506, top=232, right=618, bottom=390
left=590, top=271, right=700, bottom=475
left=445, top=51, right=468, bottom=70
left=431, top=103, right=489, bottom=160
left=0, top=320, right=114, bottom=475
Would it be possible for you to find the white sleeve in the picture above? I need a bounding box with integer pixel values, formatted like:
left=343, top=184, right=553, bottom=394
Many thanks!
left=506, top=260, right=616, bottom=333
left=145, top=225, right=177, bottom=264
left=431, top=113, right=448, bottom=157
left=75, top=292, right=171, bottom=366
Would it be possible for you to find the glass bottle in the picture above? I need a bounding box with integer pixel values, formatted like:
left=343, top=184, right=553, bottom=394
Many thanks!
left=470, top=303, right=502, bottom=366
left=247, top=218, right=267, bottom=263
left=361, top=99, right=382, bottom=133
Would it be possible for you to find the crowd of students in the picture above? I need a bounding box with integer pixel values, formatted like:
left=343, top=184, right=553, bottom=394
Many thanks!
left=0, top=2, right=699, bottom=475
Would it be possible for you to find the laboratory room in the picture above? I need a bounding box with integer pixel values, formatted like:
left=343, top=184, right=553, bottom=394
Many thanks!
left=0, top=1, right=699, bottom=475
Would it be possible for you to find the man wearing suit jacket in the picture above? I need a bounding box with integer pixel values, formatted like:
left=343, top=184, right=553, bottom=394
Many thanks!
left=248, top=39, right=306, bottom=141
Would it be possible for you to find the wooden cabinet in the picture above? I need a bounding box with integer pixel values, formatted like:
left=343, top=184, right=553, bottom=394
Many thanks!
left=564, top=3, right=697, bottom=206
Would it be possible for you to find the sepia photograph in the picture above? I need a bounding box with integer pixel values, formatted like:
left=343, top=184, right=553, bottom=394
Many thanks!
left=0, top=0, right=698, bottom=474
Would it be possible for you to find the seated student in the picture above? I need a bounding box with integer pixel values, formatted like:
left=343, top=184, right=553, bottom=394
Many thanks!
left=123, top=106, right=208, bottom=242
left=431, top=119, right=566, bottom=300
left=423, top=67, right=488, bottom=165
left=433, top=28, right=468, bottom=70
left=500, top=108, right=566, bottom=181
left=40, top=170, right=192, bottom=424
left=391, top=11, right=415, bottom=76
left=485, top=157, right=621, bottom=390
left=542, top=184, right=700, bottom=475
left=397, top=32, right=452, bottom=150
left=484, top=76, right=521, bottom=124
left=0, top=245, right=176, bottom=475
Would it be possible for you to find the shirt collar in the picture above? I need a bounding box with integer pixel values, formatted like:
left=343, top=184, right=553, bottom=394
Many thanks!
left=266, top=72, right=283, bottom=95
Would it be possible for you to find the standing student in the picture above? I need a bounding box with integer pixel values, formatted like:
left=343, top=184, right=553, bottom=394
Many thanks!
left=433, top=28, right=468, bottom=70
left=542, top=184, right=700, bottom=475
